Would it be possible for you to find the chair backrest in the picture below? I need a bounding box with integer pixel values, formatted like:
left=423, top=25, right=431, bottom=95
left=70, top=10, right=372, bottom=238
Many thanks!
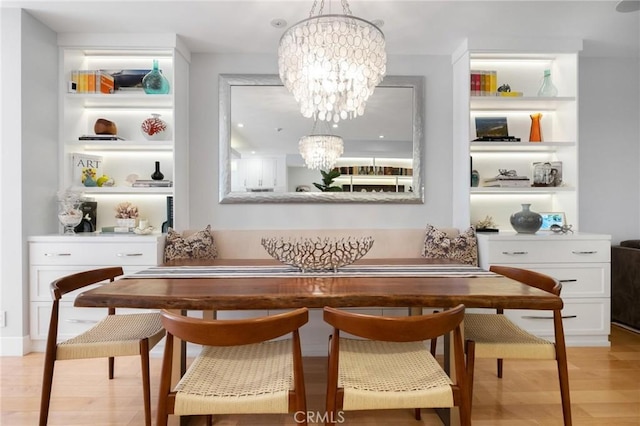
left=160, top=307, right=309, bottom=346
left=323, top=305, right=465, bottom=342
left=50, top=266, right=124, bottom=301
left=489, top=265, right=561, bottom=296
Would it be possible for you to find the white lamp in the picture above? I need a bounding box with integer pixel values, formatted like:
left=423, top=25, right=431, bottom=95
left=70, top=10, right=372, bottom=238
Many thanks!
left=278, top=0, right=386, bottom=123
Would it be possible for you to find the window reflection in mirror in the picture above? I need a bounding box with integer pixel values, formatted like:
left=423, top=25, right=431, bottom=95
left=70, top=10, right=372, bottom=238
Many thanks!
left=219, top=75, right=424, bottom=203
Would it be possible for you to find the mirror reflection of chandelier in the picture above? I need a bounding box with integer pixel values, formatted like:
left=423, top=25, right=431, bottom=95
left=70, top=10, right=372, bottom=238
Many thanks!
left=278, top=0, right=386, bottom=123
left=298, top=119, right=344, bottom=170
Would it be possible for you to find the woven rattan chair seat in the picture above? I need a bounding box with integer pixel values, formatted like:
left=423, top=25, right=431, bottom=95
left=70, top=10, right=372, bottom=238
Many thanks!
left=464, top=313, right=556, bottom=359
left=173, top=339, right=293, bottom=415
left=56, top=312, right=164, bottom=360
left=338, top=339, right=454, bottom=410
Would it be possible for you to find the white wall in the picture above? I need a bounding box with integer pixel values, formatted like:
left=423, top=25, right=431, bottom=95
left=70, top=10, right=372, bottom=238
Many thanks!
left=189, top=53, right=454, bottom=230
left=579, top=56, right=640, bottom=244
left=0, top=9, right=58, bottom=355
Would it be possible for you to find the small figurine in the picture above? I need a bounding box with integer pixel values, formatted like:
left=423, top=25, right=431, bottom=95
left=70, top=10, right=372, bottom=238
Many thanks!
left=550, top=224, right=574, bottom=234
left=497, top=84, right=511, bottom=92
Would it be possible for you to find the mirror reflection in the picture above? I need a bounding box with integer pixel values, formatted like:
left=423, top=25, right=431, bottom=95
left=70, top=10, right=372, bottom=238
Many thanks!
left=219, top=75, right=424, bottom=203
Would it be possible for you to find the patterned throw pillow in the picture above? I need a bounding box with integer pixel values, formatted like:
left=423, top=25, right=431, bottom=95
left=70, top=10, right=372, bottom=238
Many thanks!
left=164, top=225, right=218, bottom=262
left=421, top=224, right=478, bottom=266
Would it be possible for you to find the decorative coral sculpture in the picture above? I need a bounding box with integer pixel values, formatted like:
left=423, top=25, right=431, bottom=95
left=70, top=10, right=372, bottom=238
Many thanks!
left=114, top=202, right=139, bottom=219
left=261, top=236, right=374, bottom=272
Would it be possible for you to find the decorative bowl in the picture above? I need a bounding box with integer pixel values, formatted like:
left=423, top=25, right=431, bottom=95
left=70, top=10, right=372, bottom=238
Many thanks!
left=261, top=236, right=374, bottom=272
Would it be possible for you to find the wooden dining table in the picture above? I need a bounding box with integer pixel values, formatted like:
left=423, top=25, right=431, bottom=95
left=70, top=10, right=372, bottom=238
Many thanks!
left=74, top=258, right=568, bottom=426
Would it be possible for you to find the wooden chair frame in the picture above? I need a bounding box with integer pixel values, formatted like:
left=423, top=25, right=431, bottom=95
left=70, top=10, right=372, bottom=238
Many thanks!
left=39, top=266, right=162, bottom=426
left=465, top=265, right=571, bottom=425
left=324, top=305, right=471, bottom=426
left=157, top=307, right=309, bottom=426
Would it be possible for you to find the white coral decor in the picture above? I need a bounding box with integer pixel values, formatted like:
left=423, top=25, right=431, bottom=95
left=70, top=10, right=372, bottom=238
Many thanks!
left=114, top=202, right=139, bottom=219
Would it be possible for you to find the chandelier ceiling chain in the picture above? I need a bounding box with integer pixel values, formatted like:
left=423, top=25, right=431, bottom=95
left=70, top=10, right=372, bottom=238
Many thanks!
left=278, top=0, right=387, bottom=124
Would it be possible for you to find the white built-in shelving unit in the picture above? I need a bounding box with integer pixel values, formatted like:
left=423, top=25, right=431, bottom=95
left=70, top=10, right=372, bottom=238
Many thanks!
left=58, top=34, right=190, bottom=231
left=452, top=38, right=582, bottom=231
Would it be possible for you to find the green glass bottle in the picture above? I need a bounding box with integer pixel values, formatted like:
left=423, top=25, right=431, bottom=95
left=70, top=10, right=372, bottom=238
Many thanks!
left=142, top=59, right=170, bottom=94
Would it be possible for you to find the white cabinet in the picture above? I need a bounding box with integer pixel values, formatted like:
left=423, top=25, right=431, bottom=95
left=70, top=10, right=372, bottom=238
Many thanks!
left=231, top=156, right=286, bottom=192
left=58, top=35, right=190, bottom=230
left=452, top=38, right=582, bottom=231
left=28, top=234, right=164, bottom=352
left=477, top=232, right=611, bottom=347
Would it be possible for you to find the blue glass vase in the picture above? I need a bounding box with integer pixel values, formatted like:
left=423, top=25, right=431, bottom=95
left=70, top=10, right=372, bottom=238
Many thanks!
left=142, top=60, right=170, bottom=94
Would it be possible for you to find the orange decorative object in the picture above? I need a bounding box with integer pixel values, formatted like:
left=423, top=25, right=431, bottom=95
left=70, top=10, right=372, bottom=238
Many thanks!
left=529, top=113, right=543, bottom=142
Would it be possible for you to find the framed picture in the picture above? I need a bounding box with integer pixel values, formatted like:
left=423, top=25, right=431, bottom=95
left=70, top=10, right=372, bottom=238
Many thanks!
left=475, top=117, right=509, bottom=138
left=540, top=212, right=566, bottom=231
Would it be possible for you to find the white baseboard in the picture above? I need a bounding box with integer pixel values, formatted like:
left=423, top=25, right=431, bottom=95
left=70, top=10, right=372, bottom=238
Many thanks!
left=0, top=335, right=31, bottom=356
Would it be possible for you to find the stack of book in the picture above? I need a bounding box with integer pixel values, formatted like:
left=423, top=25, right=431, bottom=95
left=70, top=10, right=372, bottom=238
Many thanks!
left=470, top=70, right=497, bottom=96
left=79, top=135, right=125, bottom=141
left=70, top=70, right=115, bottom=94
left=132, top=179, right=173, bottom=188
left=483, top=175, right=531, bottom=188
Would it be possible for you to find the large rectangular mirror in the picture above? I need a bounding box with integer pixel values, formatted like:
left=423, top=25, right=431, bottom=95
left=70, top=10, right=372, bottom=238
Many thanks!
left=219, top=74, right=424, bottom=203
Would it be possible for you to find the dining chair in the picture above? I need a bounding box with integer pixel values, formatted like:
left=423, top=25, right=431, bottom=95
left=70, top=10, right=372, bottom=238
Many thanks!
left=323, top=305, right=471, bottom=426
left=39, top=266, right=165, bottom=426
left=464, top=265, right=571, bottom=425
left=157, top=307, right=309, bottom=426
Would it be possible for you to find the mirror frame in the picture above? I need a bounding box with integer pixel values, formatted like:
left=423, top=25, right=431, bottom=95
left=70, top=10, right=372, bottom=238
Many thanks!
left=219, top=74, right=424, bottom=204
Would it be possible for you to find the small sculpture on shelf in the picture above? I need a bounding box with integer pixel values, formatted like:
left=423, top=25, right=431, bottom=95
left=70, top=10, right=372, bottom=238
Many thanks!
left=114, top=201, right=139, bottom=231
left=475, top=215, right=499, bottom=233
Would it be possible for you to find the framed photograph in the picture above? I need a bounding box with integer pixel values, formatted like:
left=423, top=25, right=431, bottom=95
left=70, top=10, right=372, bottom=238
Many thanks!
left=475, top=117, right=509, bottom=138
left=540, top=212, right=566, bottom=231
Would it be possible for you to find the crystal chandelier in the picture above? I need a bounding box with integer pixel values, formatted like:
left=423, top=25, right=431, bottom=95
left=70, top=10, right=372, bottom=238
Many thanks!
left=278, top=0, right=386, bottom=123
left=298, top=119, right=344, bottom=170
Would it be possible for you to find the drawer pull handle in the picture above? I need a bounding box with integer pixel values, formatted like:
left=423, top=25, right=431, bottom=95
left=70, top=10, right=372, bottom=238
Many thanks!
left=572, top=250, right=597, bottom=254
left=44, top=253, right=71, bottom=257
left=521, top=315, right=578, bottom=320
left=501, top=251, right=528, bottom=255
left=66, top=319, right=99, bottom=324
left=117, top=253, right=143, bottom=257
left=559, top=279, right=578, bottom=283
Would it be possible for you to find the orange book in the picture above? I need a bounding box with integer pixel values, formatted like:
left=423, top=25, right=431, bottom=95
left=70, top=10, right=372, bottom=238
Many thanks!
left=87, top=71, right=96, bottom=93
left=98, top=71, right=114, bottom=94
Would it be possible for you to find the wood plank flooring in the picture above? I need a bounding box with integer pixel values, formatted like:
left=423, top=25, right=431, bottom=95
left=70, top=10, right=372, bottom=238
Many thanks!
left=2, top=325, right=639, bottom=425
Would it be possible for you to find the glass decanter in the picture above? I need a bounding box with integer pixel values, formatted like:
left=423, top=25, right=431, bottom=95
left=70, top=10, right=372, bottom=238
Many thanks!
left=537, top=69, right=558, bottom=97
left=58, top=201, right=83, bottom=234
left=142, top=59, right=170, bottom=94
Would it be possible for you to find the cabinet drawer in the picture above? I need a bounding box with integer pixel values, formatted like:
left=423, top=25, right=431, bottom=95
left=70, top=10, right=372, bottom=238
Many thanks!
left=30, top=301, right=157, bottom=341
left=30, top=266, right=146, bottom=301
left=504, top=298, right=610, bottom=339
left=483, top=240, right=610, bottom=264
left=491, top=263, right=610, bottom=298
left=30, top=242, right=160, bottom=266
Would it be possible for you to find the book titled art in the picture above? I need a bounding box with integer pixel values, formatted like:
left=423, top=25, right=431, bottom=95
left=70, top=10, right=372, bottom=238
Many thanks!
left=71, top=153, right=103, bottom=186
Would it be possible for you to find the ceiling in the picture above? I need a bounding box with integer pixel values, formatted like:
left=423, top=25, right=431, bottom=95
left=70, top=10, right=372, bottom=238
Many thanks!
left=3, top=0, right=639, bottom=58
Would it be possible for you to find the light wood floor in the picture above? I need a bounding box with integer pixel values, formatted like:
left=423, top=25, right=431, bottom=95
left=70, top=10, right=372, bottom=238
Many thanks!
left=2, top=325, right=639, bottom=425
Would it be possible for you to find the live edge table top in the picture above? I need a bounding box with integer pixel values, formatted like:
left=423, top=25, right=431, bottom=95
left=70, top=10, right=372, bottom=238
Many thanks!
left=74, top=258, right=563, bottom=312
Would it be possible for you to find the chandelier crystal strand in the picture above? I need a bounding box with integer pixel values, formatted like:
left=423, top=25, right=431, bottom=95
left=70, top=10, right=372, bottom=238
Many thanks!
left=278, top=1, right=386, bottom=123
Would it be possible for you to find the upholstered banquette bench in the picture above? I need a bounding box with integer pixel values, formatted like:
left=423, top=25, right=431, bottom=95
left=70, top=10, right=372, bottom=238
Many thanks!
left=165, top=225, right=476, bottom=263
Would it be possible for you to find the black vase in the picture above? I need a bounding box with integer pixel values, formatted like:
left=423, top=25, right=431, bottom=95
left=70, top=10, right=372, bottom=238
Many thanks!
left=151, top=161, right=164, bottom=180
left=510, top=203, right=543, bottom=234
